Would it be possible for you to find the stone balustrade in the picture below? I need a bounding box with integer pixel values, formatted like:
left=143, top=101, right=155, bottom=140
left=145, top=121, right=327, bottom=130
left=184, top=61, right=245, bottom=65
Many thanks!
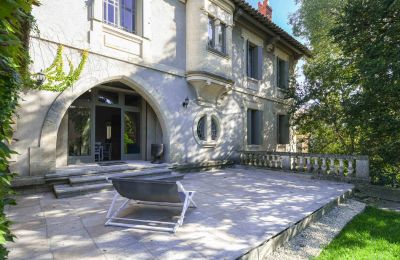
left=238, top=151, right=370, bottom=182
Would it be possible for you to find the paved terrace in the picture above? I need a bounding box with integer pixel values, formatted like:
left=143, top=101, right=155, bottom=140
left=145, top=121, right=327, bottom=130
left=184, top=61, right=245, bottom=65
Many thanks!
left=6, top=167, right=353, bottom=259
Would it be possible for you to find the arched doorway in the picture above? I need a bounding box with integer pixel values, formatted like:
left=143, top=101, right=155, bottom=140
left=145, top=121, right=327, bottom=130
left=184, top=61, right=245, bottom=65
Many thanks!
left=55, top=81, right=164, bottom=166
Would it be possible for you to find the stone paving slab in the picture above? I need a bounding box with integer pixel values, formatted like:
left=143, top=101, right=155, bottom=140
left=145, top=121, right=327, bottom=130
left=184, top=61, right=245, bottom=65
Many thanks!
left=6, top=168, right=353, bottom=259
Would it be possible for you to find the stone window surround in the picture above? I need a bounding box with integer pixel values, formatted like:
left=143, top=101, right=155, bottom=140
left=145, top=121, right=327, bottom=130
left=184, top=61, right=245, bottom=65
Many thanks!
left=274, top=47, right=290, bottom=90
left=207, top=16, right=228, bottom=56
left=243, top=100, right=265, bottom=150
left=205, top=0, right=234, bottom=60
left=241, top=29, right=264, bottom=90
left=193, top=110, right=222, bottom=148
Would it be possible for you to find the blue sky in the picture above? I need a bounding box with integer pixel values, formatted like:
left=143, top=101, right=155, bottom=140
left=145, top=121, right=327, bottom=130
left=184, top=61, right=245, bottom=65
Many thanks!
left=246, top=0, right=298, bottom=36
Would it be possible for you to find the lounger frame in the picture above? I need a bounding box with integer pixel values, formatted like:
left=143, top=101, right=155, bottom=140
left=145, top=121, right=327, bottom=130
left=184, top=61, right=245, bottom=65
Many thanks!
left=105, top=181, right=196, bottom=233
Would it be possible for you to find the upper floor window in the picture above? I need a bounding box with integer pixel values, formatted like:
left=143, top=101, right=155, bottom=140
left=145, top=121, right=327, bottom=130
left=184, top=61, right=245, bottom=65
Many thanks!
left=103, top=0, right=136, bottom=33
left=246, top=40, right=263, bottom=80
left=277, top=57, right=289, bottom=89
left=277, top=114, right=290, bottom=144
left=247, top=109, right=263, bottom=145
left=208, top=17, right=226, bottom=54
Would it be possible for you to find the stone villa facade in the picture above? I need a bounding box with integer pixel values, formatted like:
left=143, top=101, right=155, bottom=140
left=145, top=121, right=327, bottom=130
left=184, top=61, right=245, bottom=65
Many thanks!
left=10, top=0, right=310, bottom=177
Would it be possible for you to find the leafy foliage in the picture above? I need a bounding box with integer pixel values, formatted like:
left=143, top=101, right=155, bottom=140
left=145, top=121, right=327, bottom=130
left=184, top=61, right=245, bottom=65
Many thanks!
left=39, top=45, right=88, bottom=92
left=0, top=0, right=37, bottom=257
left=289, top=0, right=400, bottom=186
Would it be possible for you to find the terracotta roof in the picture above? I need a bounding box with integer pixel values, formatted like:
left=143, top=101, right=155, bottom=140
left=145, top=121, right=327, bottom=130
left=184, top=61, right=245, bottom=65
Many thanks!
left=232, top=0, right=311, bottom=57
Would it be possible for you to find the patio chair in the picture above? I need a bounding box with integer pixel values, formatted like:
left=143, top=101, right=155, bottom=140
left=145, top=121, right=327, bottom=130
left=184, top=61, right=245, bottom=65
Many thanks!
left=105, top=177, right=197, bottom=233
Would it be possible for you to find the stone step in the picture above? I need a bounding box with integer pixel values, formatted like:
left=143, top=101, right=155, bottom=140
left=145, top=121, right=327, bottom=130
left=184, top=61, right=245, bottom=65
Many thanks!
left=69, top=168, right=173, bottom=186
left=53, top=170, right=180, bottom=198
left=54, top=183, right=113, bottom=198
left=45, top=164, right=169, bottom=182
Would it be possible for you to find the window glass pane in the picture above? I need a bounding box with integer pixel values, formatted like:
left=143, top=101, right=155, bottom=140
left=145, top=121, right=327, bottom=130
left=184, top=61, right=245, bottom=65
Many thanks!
left=125, top=94, right=141, bottom=107
left=124, top=111, right=140, bottom=154
left=98, top=90, right=119, bottom=104
left=68, top=106, right=91, bottom=156
left=248, top=44, right=255, bottom=78
left=208, top=17, right=215, bottom=47
left=108, top=3, right=115, bottom=24
left=197, top=116, right=206, bottom=141
left=120, top=0, right=135, bottom=32
left=247, top=109, right=262, bottom=145
left=211, top=118, right=218, bottom=141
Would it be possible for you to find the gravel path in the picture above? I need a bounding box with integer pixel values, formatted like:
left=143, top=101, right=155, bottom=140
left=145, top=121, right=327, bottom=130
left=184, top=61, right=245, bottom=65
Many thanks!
left=266, top=199, right=366, bottom=260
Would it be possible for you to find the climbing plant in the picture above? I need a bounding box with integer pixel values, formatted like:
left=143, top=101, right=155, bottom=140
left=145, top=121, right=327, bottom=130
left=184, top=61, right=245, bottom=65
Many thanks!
left=39, top=45, right=88, bottom=92
left=0, top=0, right=37, bottom=258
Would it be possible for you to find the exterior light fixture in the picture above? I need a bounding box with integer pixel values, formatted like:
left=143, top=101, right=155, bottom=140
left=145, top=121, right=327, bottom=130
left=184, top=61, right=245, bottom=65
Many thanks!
left=182, top=97, right=189, bottom=108
left=35, top=70, right=46, bottom=86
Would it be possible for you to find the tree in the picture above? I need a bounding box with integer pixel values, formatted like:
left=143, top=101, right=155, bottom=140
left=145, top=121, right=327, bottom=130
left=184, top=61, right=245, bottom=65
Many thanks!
left=289, top=0, right=357, bottom=155
left=331, top=0, right=400, bottom=185
left=289, top=0, right=400, bottom=185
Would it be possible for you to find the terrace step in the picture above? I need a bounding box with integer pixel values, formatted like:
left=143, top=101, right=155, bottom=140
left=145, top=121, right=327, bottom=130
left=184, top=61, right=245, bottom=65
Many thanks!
left=45, top=163, right=169, bottom=184
left=69, top=168, right=173, bottom=186
left=54, top=183, right=113, bottom=198
left=53, top=168, right=178, bottom=198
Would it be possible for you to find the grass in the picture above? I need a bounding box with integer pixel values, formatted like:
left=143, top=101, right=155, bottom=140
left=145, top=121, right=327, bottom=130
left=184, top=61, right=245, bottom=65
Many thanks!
left=317, top=206, right=400, bottom=260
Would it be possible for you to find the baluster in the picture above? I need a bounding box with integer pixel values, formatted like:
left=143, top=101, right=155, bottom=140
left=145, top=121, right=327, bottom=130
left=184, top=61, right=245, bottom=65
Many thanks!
left=266, top=155, right=270, bottom=167
left=247, top=153, right=252, bottom=165
left=306, top=157, right=312, bottom=172
left=313, top=157, right=320, bottom=175
left=321, top=158, right=327, bottom=174
left=292, top=156, right=297, bottom=171
left=253, top=153, right=258, bottom=166
left=240, top=153, right=245, bottom=164
left=338, top=159, right=344, bottom=176
left=277, top=155, right=282, bottom=169
left=298, top=156, right=305, bottom=172
left=348, top=159, right=354, bottom=177
left=329, top=158, right=336, bottom=175
left=258, top=154, right=263, bottom=167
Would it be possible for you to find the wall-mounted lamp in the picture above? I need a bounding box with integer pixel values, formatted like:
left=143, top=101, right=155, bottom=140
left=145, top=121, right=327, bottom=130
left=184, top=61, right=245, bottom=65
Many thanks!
left=35, top=70, right=46, bottom=86
left=182, top=97, right=189, bottom=108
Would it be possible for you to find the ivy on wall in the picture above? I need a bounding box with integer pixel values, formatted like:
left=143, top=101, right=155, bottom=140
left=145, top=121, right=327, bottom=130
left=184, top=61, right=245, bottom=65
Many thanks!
left=0, top=0, right=38, bottom=258
left=39, top=45, right=88, bottom=92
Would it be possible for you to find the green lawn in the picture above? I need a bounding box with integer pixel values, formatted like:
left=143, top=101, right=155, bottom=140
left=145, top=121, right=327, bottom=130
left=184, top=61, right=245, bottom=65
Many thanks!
left=317, top=206, right=400, bottom=260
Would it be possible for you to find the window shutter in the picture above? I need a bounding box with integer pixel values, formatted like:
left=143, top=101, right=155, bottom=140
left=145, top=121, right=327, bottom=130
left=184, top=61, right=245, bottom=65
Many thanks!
left=256, top=110, right=263, bottom=145
left=247, top=109, right=252, bottom=145
left=256, top=46, right=263, bottom=80
left=246, top=40, right=250, bottom=76
left=276, top=57, right=280, bottom=87
left=143, top=0, right=152, bottom=38
left=283, top=60, right=289, bottom=89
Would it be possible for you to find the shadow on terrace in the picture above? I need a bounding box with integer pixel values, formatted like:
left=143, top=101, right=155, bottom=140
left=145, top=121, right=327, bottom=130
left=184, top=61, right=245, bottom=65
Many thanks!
left=6, top=168, right=353, bottom=259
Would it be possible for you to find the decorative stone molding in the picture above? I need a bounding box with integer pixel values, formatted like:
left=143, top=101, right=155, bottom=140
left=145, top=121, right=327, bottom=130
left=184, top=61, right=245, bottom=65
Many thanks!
left=186, top=71, right=233, bottom=105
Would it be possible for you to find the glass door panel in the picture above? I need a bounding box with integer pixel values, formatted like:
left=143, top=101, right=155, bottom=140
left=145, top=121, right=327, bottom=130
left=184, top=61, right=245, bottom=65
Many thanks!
left=68, top=106, right=91, bottom=156
left=124, top=111, right=140, bottom=154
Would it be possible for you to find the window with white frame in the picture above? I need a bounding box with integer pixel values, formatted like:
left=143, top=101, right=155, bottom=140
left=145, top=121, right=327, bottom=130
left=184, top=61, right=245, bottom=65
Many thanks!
left=103, top=0, right=136, bottom=33
left=246, top=40, right=263, bottom=80
left=277, top=114, right=290, bottom=144
left=277, top=57, right=289, bottom=89
left=208, top=16, right=227, bottom=54
left=247, top=109, right=263, bottom=145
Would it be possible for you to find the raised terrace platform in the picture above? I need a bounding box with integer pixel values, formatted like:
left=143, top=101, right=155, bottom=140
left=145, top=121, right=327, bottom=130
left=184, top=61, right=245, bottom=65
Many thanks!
left=6, top=167, right=353, bottom=259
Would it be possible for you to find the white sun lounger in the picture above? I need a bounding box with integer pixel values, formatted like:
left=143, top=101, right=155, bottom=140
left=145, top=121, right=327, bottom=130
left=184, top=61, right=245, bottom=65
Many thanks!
left=105, top=177, right=197, bottom=233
